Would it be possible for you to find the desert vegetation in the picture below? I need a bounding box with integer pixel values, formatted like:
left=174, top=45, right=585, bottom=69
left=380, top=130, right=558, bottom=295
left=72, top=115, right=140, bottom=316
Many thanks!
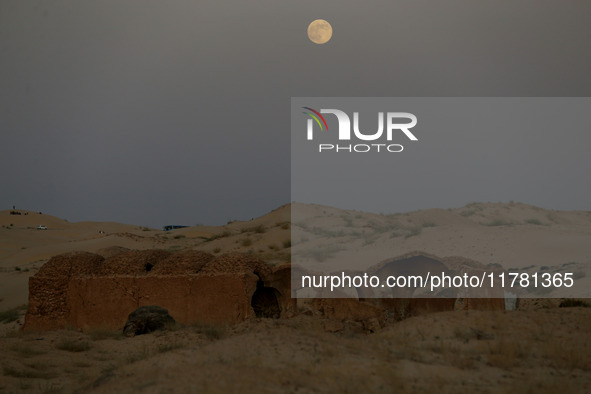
left=1, top=304, right=590, bottom=393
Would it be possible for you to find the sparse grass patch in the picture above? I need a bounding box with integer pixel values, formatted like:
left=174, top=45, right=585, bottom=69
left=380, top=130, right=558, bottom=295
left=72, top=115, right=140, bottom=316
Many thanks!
left=404, top=226, right=422, bottom=238
left=38, top=382, right=63, bottom=393
left=101, top=363, right=117, bottom=374
left=0, top=305, right=26, bottom=323
left=362, top=233, right=379, bottom=245
left=10, top=344, right=47, bottom=358
left=87, top=327, right=123, bottom=341
left=298, top=245, right=344, bottom=262
left=241, top=238, right=253, bottom=247
left=24, top=361, right=50, bottom=372
left=546, top=213, right=559, bottom=223
left=3, top=364, right=56, bottom=379
left=173, top=235, right=185, bottom=239
left=212, top=247, right=221, bottom=253
left=423, top=338, right=458, bottom=356
left=282, top=239, right=292, bottom=248
left=253, top=225, right=266, bottom=234
left=481, top=219, right=514, bottom=227
left=487, top=340, right=526, bottom=369
left=241, top=224, right=266, bottom=234
left=543, top=341, right=591, bottom=371
left=56, top=339, right=91, bottom=352
left=0, top=328, right=19, bottom=338
left=126, top=344, right=152, bottom=364
left=157, top=342, right=185, bottom=354
left=447, top=353, right=476, bottom=370
left=453, top=327, right=472, bottom=343
left=453, top=327, right=494, bottom=343
left=193, top=324, right=226, bottom=340
left=422, top=221, right=436, bottom=228
left=0, top=308, right=19, bottom=322
left=525, top=218, right=544, bottom=225
left=207, top=230, right=232, bottom=241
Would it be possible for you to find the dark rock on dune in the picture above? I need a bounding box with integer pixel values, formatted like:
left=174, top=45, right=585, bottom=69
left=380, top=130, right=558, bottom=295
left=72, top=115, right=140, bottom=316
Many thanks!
left=123, top=305, right=175, bottom=337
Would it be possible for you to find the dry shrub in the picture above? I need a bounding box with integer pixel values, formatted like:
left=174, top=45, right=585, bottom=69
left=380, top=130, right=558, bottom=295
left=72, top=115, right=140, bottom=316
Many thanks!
left=543, top=340, right=591, bottom=371
left=10, top=344, right=47, bottom=358
left=56, top=339, right=91, bottom=353
left=3, top=363, right=56, bottom=379
left=87, top=327, right=123, bottom=341
left=192, top=324, right=226, bottom=341
left=487, top=340, right=526, bottom=369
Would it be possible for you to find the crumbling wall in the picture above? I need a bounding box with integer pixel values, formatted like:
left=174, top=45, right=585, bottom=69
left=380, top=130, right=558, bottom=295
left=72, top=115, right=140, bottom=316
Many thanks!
left=26, top=252, right=106, bottom=330
left=64, top=274, right=258, bottom=329
left=24, top=249, right=507, bottom=332
left=24, top=250, right=291, bottom=331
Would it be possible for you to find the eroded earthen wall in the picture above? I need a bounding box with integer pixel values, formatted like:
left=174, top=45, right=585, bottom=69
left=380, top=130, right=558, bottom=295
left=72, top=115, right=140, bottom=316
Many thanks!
left=25, top=273, right=259, bottom=330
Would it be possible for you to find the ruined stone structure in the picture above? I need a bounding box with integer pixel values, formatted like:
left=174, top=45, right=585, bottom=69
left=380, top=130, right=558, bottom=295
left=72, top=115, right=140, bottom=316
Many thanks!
left=24, top=250, right=295, bottom=331
left=24, top=249, right=506, bottom=332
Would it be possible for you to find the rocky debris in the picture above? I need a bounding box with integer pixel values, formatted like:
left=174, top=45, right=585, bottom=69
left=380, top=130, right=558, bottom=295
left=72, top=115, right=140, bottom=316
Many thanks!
left=123, top=305, right=175, bottom=337
left=98, top=249, right=171, bottom=275
left=150, top=250, right=214, bottom=275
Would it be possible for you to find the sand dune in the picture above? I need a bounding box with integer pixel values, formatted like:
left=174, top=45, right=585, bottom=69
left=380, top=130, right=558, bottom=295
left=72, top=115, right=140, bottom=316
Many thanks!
left=2, top=202, right=591, bottom=307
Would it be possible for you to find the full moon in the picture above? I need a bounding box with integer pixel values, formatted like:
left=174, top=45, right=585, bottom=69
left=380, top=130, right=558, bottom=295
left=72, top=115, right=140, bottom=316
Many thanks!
left=307, top=19, right=332, bottom=44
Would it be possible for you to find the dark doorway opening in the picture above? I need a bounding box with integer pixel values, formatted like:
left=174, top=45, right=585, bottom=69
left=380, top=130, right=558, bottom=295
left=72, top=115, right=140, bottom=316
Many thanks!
left=251, top=277, right=281, bottom=318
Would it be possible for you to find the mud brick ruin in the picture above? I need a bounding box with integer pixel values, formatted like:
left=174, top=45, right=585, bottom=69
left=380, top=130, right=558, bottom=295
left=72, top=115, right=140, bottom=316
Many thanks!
left=24, top=250, right=506, bottom=331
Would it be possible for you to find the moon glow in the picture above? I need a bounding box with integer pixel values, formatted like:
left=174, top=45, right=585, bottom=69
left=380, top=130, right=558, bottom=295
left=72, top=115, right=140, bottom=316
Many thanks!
left=308, top=19, right=332, bottom=44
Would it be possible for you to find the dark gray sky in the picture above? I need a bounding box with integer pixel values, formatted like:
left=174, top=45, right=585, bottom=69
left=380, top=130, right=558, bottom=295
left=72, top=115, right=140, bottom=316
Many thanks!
left=2, top=1, right=590, bottom=227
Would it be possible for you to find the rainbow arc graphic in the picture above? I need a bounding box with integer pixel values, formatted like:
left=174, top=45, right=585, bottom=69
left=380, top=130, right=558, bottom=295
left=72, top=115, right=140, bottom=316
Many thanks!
left=302, top=107, right=328, bottom=131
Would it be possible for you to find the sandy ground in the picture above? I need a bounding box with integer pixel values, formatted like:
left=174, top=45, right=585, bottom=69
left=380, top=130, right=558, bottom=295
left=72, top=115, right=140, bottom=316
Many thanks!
left=1, top=308, right=590, bottom=393
left=1, top=202, right=590, bottom=392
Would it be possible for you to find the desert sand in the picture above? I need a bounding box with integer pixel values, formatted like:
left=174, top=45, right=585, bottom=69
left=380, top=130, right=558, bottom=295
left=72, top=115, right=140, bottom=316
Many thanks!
left=1, top=202, right=590, bottom=393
